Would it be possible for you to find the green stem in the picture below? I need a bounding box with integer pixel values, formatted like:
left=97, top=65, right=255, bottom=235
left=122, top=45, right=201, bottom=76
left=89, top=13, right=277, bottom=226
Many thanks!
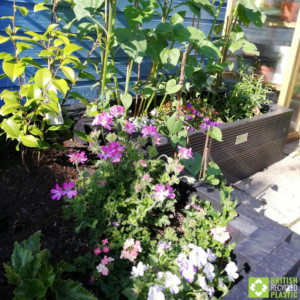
left=125, top=59, right=134, bottom=95
left=158, top=93, right=168, bottom=111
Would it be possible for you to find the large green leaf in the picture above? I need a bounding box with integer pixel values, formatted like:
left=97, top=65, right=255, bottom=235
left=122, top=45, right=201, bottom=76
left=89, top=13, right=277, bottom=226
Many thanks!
left=27, top=84, right=42, bottom=99
left=61, top=66, right=75, bottom=83
left=173, top=23, right=190, bottom=43
left=115, top=28, right=147, bottom=64
left=197, top=40, right=221, bottom=58
left=121, top=93, right=133, bottom=111
left=0, top=102, right=21, bottom=116
left=63, top=44, right=83, bottom=56
left=166, top=79, right=181, bottom=94
left=20, top=231, right=41, bottom=255
left=208, top=126, right=223, bottom=142
left=73, top=0, right=105, bottom=20
left=160, top=48, right=180, bottom=69
left=170, top=11, right=186, bottom=25
left=192, top=69, right=208, bottom=91
left=52, top=79, right=69, bottom=97
left=1, top=118, right=20, bottom=139
left=238, top=0, right=266, bottom=27
left=34, top=68, right=52, bottom=89
left=15, top=279, right=46, bottom=300
left=2, top=61, right=25, bottom=82
left=20, top=135, right=41, bottom=148
left=166, top=114, right=183, bottom=135
left=4, top=263, right=20, bottom=284
left=183, top=152, right=203, bottom=178
left=54, top=279, right=97, bottom=300
left=0, top=35, right=10, bottom=44
left=187, top=27, right=205, bottom=45
left=11, top=243, right=34, bottom=271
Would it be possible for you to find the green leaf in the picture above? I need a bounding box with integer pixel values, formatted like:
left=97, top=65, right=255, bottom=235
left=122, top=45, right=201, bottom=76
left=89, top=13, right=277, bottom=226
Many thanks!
left=208, top=126, right=222, bottom=142
left=20, top=135, right=41, bottom=148
left=0, top=102, right=21, bottom=116
left=54, top=279, right=97, bottom=300
left=185, top=0, right=214, bottom=16
left=187, top=27, right=205, bottom=44
left=0, top=35, right=10, bottom=44
left=183, top=152, right=203, bottom=178
left=63, top=44, right=83, bottom=55
left=16, top=42, right=33, bottom=55
left=11, top=243, right=34, bottom=271
left=166, top=79, right=181, bottom=94
left=27, top=84, right=42, bottom=99
left=205, top=175, right=220, bottom=186
left=21, top=57, right=42, bottom=69
left=207, top=162, right=222, bottom=176
left=124, top=6, right=143, bottom=27
left=15, top=6, right=29, bottom=17
left=166, top=114, right=183, bottom=135
left=170, top=11, right=186, bottom=25
left=73, top=130, right=93, bottom=142
left=15, top=279, right=46, bottom=300
left=242, top=42, right=259, bottom=56
left=173, top=23, right=190, bottom=43
left=1, top=118, right=20, bottom=139
left=121, top=94, right=132, bottom=111
left=61, top=66, right=75, bottom=83
left=192, top=69, right=208, bottom=90
left=3, top=61, right=25, bottom=82
left=197, top=40, right=221, bottom=58
left=148, top=254, right=159, bottom=264
left=34, top=68, right=52, bottom=89
left=73, top=0, right=105, bottom=20
left=34, top=3, right=51, bottom=12
left=115, top=28, right=147, bottom=64
left=4, top=264, right=20, bottom=284
left=20, top=231, right=41, bottom=255
left=160, top=48, right=180, bottom=69
left=52, top=79, right=69, bottom=97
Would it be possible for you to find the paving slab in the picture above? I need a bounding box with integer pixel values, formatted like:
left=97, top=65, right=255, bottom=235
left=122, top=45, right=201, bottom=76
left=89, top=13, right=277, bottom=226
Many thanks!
left=233, top=139, right=300, bottom=232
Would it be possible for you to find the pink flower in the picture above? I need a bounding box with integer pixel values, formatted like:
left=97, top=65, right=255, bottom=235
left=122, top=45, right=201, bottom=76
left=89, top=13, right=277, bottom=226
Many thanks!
left=98, top=141, right=125, bottom=163
left=141, top=125, right=159, bottom=138
left=135, top=184, right=142, bottom=192
left=125, top=120, right=136, bottom=134
left=140, top=160, right=147, bottom=168
left=210, top=226, right=230, bottom=244
left=102, top=239, right=109, bottom=245
left=94, top=248, right=101, bottom=255
left=63, top=182, right=77, bottom=199
left=142, top=173, right=153, bottom=182
left=110, top=105, right=124, bottom=118
left=101, top=255, right=114, bottom=265
left=120, top=238, right=142, bottom=262
left=178, top=146, right=193, bottom=160
left=68, top=151, right=88, bottom=164
left=51, top=184, right=65, bottom=200
left=103, top=246, right=110, bottom=253
left=154, top=136, right=162, bottom=145
left=153, top=184, right=175, bottom=202
left=98, top=180, right=106, bottom=185
left=92, top=112, right=114, bottom=130
left=96, top=263, right=109, bottom=276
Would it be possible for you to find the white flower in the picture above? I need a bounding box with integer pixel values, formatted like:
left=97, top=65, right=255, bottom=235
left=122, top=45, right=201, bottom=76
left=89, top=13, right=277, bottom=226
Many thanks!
left=131, top=262, right=148, bottom=278
left=203, top=262, right=215, bottom=282
left=157, top=241, right=172, bottom=256
left=147, top=285, right=165, bottom=300
left=198, top=276, right=215, bottom=297
left=225, top=261, right=239, bottom=281
left=189, top=245, right=207, bottom=269
left=206, top=248, right=217, bottom=262
left=157, top=271, right=164, bottom=279
left=180, top=260, right=197, bottom=283
left=175, top=253, right=188, bottom=267
left=164, top=272, right=181, bottom=295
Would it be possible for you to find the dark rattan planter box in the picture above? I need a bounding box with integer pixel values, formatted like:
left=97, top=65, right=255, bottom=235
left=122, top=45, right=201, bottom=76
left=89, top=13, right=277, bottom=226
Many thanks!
left=158, top=104, right=293, bottom=183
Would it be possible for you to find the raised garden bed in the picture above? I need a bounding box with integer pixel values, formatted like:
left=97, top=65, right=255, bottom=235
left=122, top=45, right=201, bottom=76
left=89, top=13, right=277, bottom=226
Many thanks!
left=158, top=104, right=293, bottom=183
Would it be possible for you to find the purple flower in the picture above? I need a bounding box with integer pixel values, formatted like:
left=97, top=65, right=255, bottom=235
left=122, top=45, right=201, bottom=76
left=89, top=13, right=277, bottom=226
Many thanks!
left=141, top=125, right=159, bottom=138
left=203, top=117, right=210, bottom=123
left=125, top=120, right=136, bottom=134
left=110, top=105, right=124, bottom=118
left=68, top=151, right=88, bottom=164
left=63, top=182, right=77, bottom=199
left=51, top=184, right=65, bottom=200
left=196, top=111, right=201, bottom=117
left=187, top=103, right=192, bottom=108
left=112, top=221, right=119, bottom=227
left=180, top=260, right=197, bottom=283
left=189, top=127, right=194, bottom=132
left=186, top=115, right=193, bottom=121
left=201, top=123, right=208, bottom=129
left=177, top=146, right=193, bottom=160
left=92, top=112, right=114, bottom=130
left=99, top=141, right=125, bottom=163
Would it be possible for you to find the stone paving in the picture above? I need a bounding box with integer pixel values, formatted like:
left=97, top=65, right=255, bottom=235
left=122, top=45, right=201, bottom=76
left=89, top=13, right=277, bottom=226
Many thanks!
left=232, top=139, right=300, bottom=234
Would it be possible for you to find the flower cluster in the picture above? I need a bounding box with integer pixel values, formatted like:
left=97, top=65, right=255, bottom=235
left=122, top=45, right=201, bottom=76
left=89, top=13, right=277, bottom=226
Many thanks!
left=98, top=141, right=125, bottom=163
left=95, top=239, right=114, bottom=276
left=153, top=184, right=175, bottom=202
left=120, top=238, right=142, bottom=262
left=50, top=182, right=77, bottom=200
left=177, top=146, right=193, bottom=160
left=210, top=226, right=230, bottom=244
left=68, top=151, right=88, bottom=164
left=200, top=117, right=222, bottom=129
left=125, top=120, right=136, bottom=134
left=110, top=105, right=124, bottom=118
left=92, top=112, right=114, bottom=130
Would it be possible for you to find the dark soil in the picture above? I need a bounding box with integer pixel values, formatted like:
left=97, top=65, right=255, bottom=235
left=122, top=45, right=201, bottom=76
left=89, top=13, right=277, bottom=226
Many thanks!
left=0, top=138, right=91, bottom=299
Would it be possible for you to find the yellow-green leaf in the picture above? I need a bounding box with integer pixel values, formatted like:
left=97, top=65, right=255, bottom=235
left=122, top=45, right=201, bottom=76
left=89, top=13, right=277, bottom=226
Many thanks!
left=52, top=79, right=69, bottom=97
left=0, top=102, right=21, bottom=116
left=3, top=61, right=25, bottom=82
left=34, top=3, right=51, bottom=12
left=20, top=135, right=40, bottom=148
left=61, top=66, right=75, bottom=83
left=27, top=84, right=42, bottom=99
left=1, top=118, right=20, bottom=139
left=63, top=44, right=83, bottom=55
left=0, top=35, right=10, bottom=44
left=34, top=68, right=52, bottom=89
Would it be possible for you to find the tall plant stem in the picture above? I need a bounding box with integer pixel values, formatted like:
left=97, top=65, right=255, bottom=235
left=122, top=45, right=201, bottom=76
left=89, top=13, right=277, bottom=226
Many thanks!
left=98, top=0, right=114, bottom=99
left=125, top=59, right=134, bottom=95
left=134, top=63, right=141, bottom=117
left=48, top=0, right=58, bottom=70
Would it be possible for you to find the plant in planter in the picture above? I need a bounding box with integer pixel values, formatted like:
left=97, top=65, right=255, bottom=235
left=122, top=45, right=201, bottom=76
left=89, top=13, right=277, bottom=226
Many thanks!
left=49, top=111, right=240, bottom=299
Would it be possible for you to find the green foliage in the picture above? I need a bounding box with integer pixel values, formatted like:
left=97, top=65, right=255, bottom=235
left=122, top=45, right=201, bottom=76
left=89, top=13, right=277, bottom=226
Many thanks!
left=4, top=231, right=96, bottom=300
